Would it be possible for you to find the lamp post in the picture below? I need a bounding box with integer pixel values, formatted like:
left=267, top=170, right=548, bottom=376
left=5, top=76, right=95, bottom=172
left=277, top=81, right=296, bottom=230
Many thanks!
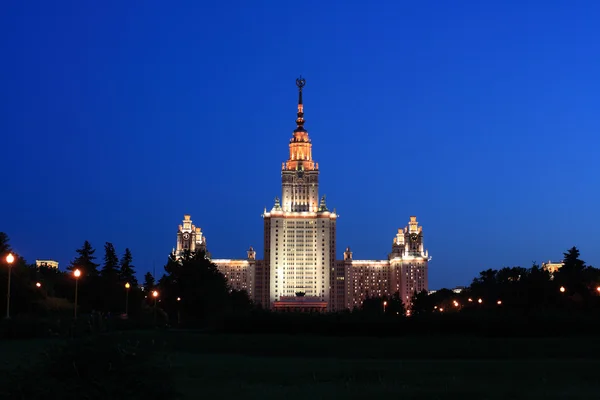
left=125, top=282, right=130, bottom=317
left=73, top=269, right=81, bottom=319
left=383, top=300, right=388, bottom=314
left=5, top=253, right=14, bottom=319
left=152, top=290, right=158, bottom=325
left=177, top=297, right=181, bottom=325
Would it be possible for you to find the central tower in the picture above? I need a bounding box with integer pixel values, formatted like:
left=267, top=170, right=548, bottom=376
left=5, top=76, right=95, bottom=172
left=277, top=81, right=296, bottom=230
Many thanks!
left=281, top=76, right=320, bottom=212
left=262, top=77, right=338, bottom=309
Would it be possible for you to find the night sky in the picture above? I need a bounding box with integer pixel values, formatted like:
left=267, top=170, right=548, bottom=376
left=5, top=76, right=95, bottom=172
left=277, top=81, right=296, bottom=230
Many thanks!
left=1, top=1, right=598, bottom=289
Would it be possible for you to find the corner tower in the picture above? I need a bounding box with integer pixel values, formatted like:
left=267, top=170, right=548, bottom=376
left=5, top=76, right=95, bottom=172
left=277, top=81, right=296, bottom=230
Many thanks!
left=263, top=77, right=338, bottom=310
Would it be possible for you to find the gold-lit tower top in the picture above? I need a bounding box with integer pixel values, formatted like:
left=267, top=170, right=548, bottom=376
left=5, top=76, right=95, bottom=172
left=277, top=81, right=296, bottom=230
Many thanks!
left=286, top=76, right=317, bottom=171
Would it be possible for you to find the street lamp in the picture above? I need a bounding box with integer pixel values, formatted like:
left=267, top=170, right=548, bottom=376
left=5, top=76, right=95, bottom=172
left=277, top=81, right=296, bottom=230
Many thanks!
left=176, top=297, right=181, bottom=325
left=73, top=269, right=81, bottom=319
left=5, top=253, right=15, bottom=319
left=383, top=300, right=388, bottom=313
left=124, top=282, right=131, bottom=317
left=152, top=290, right=159, bottom=325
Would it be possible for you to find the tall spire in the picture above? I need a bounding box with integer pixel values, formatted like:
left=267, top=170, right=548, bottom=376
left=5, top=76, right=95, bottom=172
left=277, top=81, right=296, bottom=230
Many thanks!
left=285, top=76, right=315, bottom=172
left=295, top=76, right=306, bottom=132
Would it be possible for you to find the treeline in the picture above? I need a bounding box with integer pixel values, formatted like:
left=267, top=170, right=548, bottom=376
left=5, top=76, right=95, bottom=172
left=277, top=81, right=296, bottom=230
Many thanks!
left=0, top=233, right=147, bottom=317
left=411, top=246, right=600, bottom=315
left=3, top=229, right=600, bottom=337
left=0, top=233, right=253, bottom=332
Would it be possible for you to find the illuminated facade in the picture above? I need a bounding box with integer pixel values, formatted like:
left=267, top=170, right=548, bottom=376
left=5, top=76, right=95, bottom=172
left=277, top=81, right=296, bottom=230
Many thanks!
left=174, top=215, right=208, bottom=258
left=542, top=260, right=564, bottom=274
left=174, top=78, right=431, bottom=311
left=36, top=259, right=59, bottom=269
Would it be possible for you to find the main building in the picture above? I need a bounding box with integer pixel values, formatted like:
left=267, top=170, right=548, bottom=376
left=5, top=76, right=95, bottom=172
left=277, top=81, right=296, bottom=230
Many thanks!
left=174, top=77, right=431, bottom=311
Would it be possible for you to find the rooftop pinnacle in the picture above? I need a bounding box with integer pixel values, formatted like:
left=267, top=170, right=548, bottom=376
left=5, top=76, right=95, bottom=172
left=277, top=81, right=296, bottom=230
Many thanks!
left=294, top=76, right=306, bottom=133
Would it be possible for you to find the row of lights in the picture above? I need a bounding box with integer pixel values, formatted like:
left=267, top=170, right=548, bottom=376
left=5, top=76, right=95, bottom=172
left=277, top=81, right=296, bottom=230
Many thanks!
left=435, top=298, right=500, bottom=312
left=4, top=253, right=181, bottom=320
left=560, top=286, right=600, bottom=293
left=435, top=286, right=600, bottom=312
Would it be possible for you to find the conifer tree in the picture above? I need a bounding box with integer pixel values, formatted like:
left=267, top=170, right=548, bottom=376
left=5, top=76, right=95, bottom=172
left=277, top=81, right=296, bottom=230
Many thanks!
left=0, top=232, right=11, bottom=256
left=119, top=248, right=138, bottom=286
left=101, top=242, right=119, bottom=280
left=68, top=240, right=100, bottom=276
left=143, top=272, right=155, bottom=291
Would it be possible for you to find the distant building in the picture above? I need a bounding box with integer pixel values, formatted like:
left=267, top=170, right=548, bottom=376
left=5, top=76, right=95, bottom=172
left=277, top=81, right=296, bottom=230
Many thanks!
left=542, top=260, right=564, bottom=274
left=36, top=260, right=59, bottom=269
left=174, top=215, right=209, bottom=258
left=172, top=78, right=431, bottom=311
left=428, top=286, right=465, bottom=295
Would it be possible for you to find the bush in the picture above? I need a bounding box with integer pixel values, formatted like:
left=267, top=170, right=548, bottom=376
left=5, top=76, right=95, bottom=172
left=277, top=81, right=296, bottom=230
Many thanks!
left=1, top=333, right=180, bottom=399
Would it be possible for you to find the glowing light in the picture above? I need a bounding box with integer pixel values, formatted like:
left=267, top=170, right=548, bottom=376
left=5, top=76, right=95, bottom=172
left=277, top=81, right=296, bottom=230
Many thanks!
left=35, top=282, right=41, bottom=288
left=383, top=301, right=388, bottom=306
left=478, top=298, right=483, bottom=304
left=596, top=286, right=600, bottom=293
left=152, top=290, right=158, bottom=298
left=453, top=300, right=459, bottom=307
left=125, top=282, right=130, bottom=289
left=177, top=297, right=181, bottom=301
left=468, top=298, right=473, bottom=302
left=6, top=253, right=14, bottom=264
left=560, top=286, right=565, bottom=293
left=434, top=306, right=438, bottom=309
left=74, top=269, right=81, bottom=278
left=497, top=300, right=502, bottom=305
left=439, top=308, right=444, bottom=312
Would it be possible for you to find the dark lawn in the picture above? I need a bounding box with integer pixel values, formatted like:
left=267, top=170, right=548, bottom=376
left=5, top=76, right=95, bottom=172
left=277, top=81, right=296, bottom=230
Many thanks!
left=3, top=331, right=600, bottom=399
left=171, top=354, right=600, bottom=399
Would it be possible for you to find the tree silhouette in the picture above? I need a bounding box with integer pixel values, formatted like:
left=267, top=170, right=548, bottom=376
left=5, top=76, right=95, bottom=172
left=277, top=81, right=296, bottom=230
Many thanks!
left=119, top=248, right=138, bottom=286
left=143, top=272, right=155, bottom=291
left=161, top=250, right=246, bottom=323
left=387, top=291, right=406, bottom=316
left=68, top=240, right=100, bottom=276
left=99, top=242, right=122, bottom=312
left=0, top=232, right=11, bottom=256
left=555, top=247, right=587, bottom=298
left=101, top=242, right=119, bottom=281
left=360, top=293, right=405, bottom=316
left=411, top=290, right=434, bottom=315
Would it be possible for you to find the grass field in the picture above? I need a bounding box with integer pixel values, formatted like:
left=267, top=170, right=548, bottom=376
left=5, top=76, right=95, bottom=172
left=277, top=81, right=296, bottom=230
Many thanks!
left=3, top=332, right=600, bottom=399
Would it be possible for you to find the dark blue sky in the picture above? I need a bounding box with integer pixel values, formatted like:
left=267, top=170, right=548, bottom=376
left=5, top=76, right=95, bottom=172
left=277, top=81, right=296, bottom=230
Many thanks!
left=1, top=0, right=598, bottom=289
